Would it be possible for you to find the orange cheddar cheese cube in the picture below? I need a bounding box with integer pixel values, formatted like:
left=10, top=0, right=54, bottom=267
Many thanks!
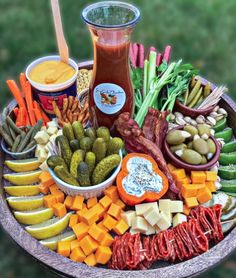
left=88, top=223, right=106, bottom=242
left=185, top=197, right=199, bottom=208
left=87, top=197, right=98, bottom=209
left=191, top=171, right=206, bottom=184
left=172, top=169, right=186, bottom=180
left=70, top=239, right=80, bottom=251
left=81, top=208, right=99, bottom=226
left=97, top=221, right=109, bottom=232
left=77, top=207, right=89, bottom=221
left=183, top=204, right=191, bottom=216
left=57, top=241, right=71, bottom=257
left=206, top=181, right=216, bottom=192
left=104, top=186, right=119, bottom=202
left=84, top=253, right=97, bottom=267
left=70, top=247, right=86, bottom=262
left=99, top=233, right=114, bottom=246
left=107, top=203, right=121, bottom=220
left=49, top=184, right=60, bottom=195
left=113, top=219, right=129, bottom=235
left=95, top=246, right=112, bottom=265
left=115, top=199, right=126, bottom=210
left=205, top=171, right=218, bottom=182
left=103, top=215, right=117, bottom=230
left=71, top=195, right=84, bottom=211
left=90, top=203, right=105, bottom=219
left=39, top=171, right=55, bottom=187
left=72, top=222, right=89, bottom=241
left=69, top=214, right=79, bottom=228
left=44, top=194, right=57, bottom=208
left=181, top=184, right=198, bottom=198
left=82, top=203, right=87, bottom=209
left=53, top=190, right=65, bottom=203
left=99, top=195, right=112, bottom=210
left=197, top=187, right=212, bottom=204
left=53, top=203, right=67, bottom=217
left=64, top=196, right=74, bottom=209
left=79, top=235, right=99, bottom=256
left=39, top=183, right=49, bottom=195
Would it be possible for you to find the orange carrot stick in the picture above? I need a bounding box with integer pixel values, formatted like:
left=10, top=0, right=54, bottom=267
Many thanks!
left=17, top=107, right=26, bottom=127
left=6, top=80, right=26, bottom=109
left=24, top=81, right=36, bottom=125
left=19, top=73, right=27, bottom=97
left=33, top=101, right=44, bottom=123
left=19, top=74, right=31, bottom=126
left=39, top=107, right=50, bottom=124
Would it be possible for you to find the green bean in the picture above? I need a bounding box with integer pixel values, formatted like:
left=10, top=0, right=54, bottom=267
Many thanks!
left=0, top=126, right=13, bottom=147
left=11, top=135, right=21, bottom=152
left=6, top=116, right=23, bottom=135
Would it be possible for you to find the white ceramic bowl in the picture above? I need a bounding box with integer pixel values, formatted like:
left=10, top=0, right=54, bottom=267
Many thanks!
left=48, top=150, right=122, bottom=198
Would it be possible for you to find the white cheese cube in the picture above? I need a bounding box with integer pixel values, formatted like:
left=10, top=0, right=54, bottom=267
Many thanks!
left=129, top=228, right=139, bottom=235
left=143, top=207, right=161, bottom=226
left=38, top=148, right=48, bottom=163
left=47, top=126, right=58, bottom=136
left=159, top=199, right=171, bottom=214
left=135, top=202, right=158, bottom=216
left=144, top=224, right=156, bottom=235
left=45, top=141, right=52, bottom=153
left=34, top=131, right=50, bottom=145
left=170, top=200, right=183, bottom=213
left=156, top=211, right=171, bottom=231
left=163, top=211, right=172, bottom=223
left=47, top=120, right=58, bottom=128
left=39, top=160, right=49, bottom=172
left=172, top=213, right=187, bottom=227
left=121, top=210, right=136, bottom=227
left=35, top=144, right=45, bottom=158
left=132, top=216, right=148, bottom=233
left=57, top=129, right=63, bottom=136
left=40, top=126, right=47, bottom=131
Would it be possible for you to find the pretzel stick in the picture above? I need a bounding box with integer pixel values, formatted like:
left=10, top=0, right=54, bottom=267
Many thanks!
left=68, top=96, right=73, bottom=109
left=52, top=100, right=62, bottom=119
left=63, top=98, right=68, bottom=113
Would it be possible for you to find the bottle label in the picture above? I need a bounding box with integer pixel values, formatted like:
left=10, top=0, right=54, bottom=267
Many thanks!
left=93, top=83, right=126, bottom=115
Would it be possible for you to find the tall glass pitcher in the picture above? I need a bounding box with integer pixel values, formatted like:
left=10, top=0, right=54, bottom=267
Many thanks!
left=82, top=1, right=140, bottom=130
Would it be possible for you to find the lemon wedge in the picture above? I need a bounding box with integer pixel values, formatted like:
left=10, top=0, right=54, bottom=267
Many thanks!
left=5, top=158, right=40, bottom=172
left=5, top=185, right=40, bottom=197
left=14, top=207, right=53, bottom=225
left=4, top=170, right=42, bottom=185
left=7, top=196, right=44, bottom=211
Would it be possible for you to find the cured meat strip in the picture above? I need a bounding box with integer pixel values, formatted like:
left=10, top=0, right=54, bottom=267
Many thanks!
left=115, top=112, right=179, bottom=194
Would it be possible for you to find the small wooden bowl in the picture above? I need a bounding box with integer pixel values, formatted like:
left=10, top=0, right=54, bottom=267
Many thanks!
left=164, top=126, right=221, bottom=171
left=174, top=76, right=217, bottom=117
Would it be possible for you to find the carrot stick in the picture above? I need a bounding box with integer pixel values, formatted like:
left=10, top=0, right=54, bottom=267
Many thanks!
left=24, top=81, right=36, bottom=125
left=39, top=107, right=50, bottom=124
left=6, top=80, right=26, bottom=109
left=19, top=73, right=27, bottom=97
left=33, top=101, right=44, bottom=124
left=13, top=107, right=19, bottom=118
left=17, top=107, right=26, bottom=127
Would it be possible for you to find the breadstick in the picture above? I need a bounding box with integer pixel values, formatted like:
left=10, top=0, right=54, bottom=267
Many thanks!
left=63, top=98, right=68, bottom=113
left=72, top=112, right=78, bottom=122
left=52, top=101, right=62, bottom=119
left=68, top=96, right=74, bottom=109
left=68, top=110, right=73, bottom=123
left=71, top=99, right=79, bottom=113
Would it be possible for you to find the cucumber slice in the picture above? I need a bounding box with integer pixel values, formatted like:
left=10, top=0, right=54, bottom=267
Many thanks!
left=218, top=165, right=236, bottom=180
left=222, top=219, right=236, bottom=233
left=213, top=117, right=227, bottom=133
left=221, top=206, right=236, bottom=221
left=212, top=192, right=232, bottom=213
left=221, top=179, right=236, bottom=193
left=215, top=128, right=233, bottom=143
left=221, top=141, right=236, bottom=153
left=220, top=152, right=236, bottom=165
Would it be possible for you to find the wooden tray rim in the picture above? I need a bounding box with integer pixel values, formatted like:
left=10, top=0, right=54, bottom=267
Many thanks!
left=0, top=61, right=236, bottom=278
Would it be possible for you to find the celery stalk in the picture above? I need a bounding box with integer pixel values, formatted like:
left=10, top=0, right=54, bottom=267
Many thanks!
left=147, top=51, right=157, bottom=92
left=143, top=60, right=149, bottom=99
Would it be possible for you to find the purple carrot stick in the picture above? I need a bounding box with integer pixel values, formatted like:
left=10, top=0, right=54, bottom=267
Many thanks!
left=139, top=44, right=145, bottom=68
left=132, top=43, right=139, bottom=68
left=129, top=44, right=136, bottom=68
left=156, top=53, right=163, bottom=66
left=163, top=45, right=172, bottom=63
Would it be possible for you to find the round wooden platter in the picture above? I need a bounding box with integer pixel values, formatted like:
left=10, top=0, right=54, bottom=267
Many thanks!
left=1, top=61, right=236, bottom=278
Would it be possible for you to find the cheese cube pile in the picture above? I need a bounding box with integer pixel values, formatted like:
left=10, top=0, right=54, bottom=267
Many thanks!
left=34, top=120, right=60, bottom=170
left=121, top=199, right=186, bottom=235
left=168, top=165, right=218, bottom=213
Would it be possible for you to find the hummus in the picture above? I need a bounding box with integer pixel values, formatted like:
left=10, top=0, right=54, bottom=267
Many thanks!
left=29, top=60, right=75, bottom=85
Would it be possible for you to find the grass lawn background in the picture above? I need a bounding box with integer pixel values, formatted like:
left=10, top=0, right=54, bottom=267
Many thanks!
left=0, top=0, right=236, bottom=277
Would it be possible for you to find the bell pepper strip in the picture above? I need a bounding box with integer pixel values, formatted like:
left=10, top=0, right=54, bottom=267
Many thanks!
left=116, top=153, right=169, bottom=206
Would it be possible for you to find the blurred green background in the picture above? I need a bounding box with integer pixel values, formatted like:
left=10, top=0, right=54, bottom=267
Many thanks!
left=0, top=0, right=236, bottom=277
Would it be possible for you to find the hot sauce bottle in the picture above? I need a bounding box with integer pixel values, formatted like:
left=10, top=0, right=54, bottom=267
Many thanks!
left=82, top=1, right=140, bottom=130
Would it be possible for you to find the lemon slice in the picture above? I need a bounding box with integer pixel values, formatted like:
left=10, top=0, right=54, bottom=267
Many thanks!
left=14, top=207, right=53, bottom=225
left=5, top=158, right=40, bottom=172
left=4, top=170, right=42, bottom=185
left=5, top=185, right=40, bottom=197
left=25, top=212, right=72, bottom=240
left=40, top=230, right=76, bottom=250
left=7, top=196, right=44, bottom=211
